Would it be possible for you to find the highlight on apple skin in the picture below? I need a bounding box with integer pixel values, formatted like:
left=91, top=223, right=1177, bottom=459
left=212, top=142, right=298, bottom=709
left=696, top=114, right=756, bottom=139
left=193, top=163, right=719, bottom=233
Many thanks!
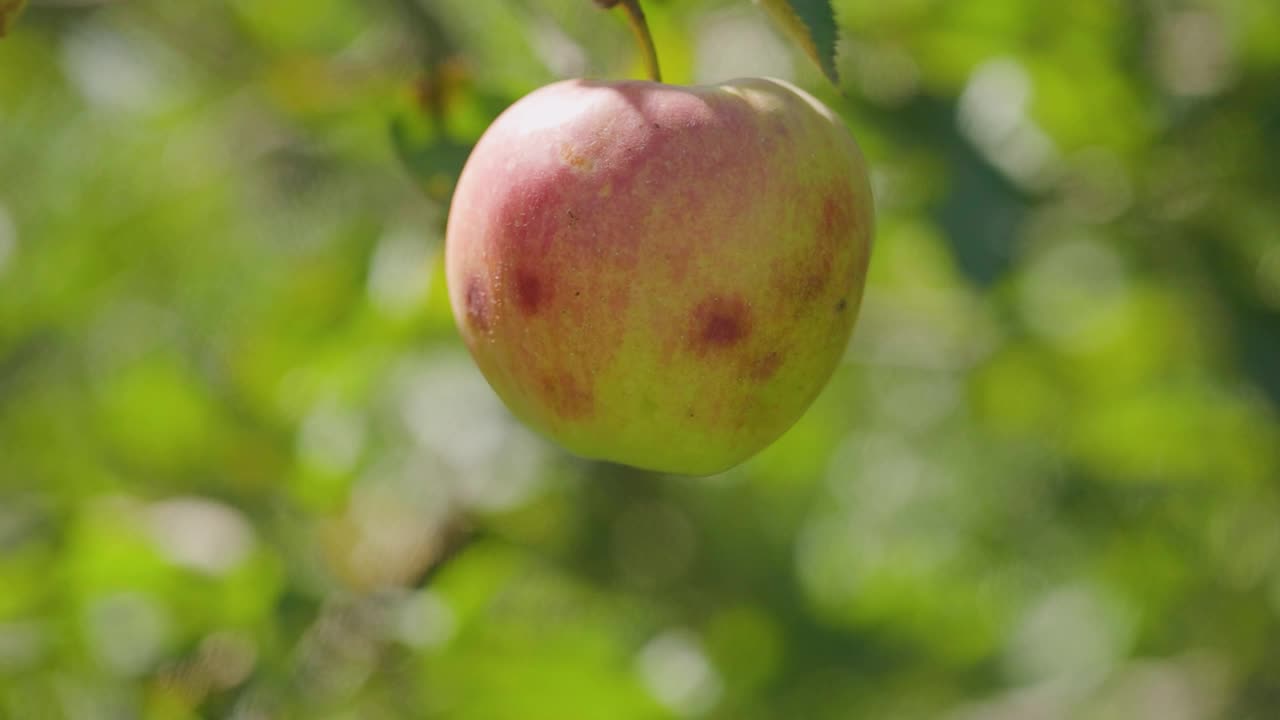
left=445, top=77, right=874, bottom=475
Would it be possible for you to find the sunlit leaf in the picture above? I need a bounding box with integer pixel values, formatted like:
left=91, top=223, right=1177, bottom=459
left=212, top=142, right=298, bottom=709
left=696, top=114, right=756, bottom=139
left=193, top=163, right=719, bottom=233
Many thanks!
left=758, top=0, right=839, bottom=85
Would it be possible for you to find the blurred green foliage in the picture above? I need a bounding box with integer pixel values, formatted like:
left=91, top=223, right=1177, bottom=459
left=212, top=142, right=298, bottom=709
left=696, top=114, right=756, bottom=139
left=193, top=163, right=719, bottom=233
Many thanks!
left=2, top=0, right=1280, bottom=718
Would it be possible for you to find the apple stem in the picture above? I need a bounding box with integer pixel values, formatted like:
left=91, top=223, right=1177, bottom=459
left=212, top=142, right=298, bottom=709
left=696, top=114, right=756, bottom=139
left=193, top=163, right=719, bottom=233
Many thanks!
left=595, top=0, right=662, bottom=83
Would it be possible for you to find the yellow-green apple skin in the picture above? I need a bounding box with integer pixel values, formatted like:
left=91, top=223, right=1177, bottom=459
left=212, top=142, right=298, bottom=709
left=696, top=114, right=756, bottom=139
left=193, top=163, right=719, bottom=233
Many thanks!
left=445, top=77, right=874, bottom=475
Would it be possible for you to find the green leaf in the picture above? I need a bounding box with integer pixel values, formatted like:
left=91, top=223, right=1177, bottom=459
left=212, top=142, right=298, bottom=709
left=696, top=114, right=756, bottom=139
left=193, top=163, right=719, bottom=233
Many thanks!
left=0, top=0, right=27, bottom=37
left=759, top=0, right=840, bottom=85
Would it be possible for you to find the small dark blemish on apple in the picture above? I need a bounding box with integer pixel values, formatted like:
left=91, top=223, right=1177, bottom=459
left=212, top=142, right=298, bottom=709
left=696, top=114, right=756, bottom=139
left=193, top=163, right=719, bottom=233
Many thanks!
left=567, top=208, right=577, bottom=224
left=821, top=195, right=839, bottom=235
left=465, top=278, right=491, bottom=332
left=514, top=269, right=549, bottom=315
left=689, top=295, right=752, bottom=355
left=540, top=371, right=594, bottom=420
left=798, top=272, right=828, bottom=302
left=836, top=298, right=847, bottom=312
left=750, top=351, right=783, bottom=381
left=821, top=185, right=855, bottom=240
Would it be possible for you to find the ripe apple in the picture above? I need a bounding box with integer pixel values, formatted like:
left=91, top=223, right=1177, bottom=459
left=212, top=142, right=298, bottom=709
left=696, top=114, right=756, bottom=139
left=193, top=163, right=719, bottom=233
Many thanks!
left=445, top=77, right=874, bottom=475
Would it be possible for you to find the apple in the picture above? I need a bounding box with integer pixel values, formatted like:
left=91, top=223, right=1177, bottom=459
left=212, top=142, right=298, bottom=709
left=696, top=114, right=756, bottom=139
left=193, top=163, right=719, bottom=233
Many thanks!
left=445, top=77, right=874, bottom=475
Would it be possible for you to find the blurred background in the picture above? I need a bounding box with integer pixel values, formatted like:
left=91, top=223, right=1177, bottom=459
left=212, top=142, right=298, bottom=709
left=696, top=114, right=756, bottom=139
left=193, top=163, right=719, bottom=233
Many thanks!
left=2, top=0, right=1279, bottom=717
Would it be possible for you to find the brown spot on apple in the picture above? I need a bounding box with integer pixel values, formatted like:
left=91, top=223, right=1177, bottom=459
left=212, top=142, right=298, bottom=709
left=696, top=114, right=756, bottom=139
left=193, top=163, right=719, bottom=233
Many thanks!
left=817, top=195, right=847, bottom=254
left=539, top=371, right=594, bottom=420
left=514, top=270, right=549, bottom=315
left=559, top=144, right=594, bottom=172
left=797, top=272, right=828, bottom=302
left=689, top=295, right=752, bottom=355
left=465, top=278, right=491, bottom=332
left=821, top=193, right=847, bottom=237
left=769, top=188, right=856, bottom=309
left=750, top=351, right=784, bottom=381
